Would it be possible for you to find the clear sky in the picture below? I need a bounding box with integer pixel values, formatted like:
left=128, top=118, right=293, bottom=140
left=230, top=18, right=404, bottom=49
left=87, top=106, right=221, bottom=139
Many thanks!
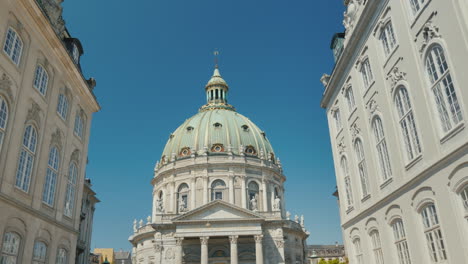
left=62, top=0, right=346, bottom=251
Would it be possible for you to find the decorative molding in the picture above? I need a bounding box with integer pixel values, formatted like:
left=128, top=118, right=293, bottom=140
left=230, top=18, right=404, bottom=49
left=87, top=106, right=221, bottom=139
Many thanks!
left=366, top=99, right=379, bottom=115
left=229, top=235, right=238, bottom=244
left=153, top=244, right=163, bottom=253
left=275, top=239, right=284, bottom=248
left=164, top=248, right=174, bottom=260
left=175, top=237, right=184, bottom=246
left=386, top=67, right=407, bottom=93
left=420, top=20, right=441, bottom=54
left=350, top=123, right=361, bottom=140
left=200, top=236, right=210, bottom=245
left=71, top=149, right=80, bottom=163
left=26, top=101, right=42, bottom=125
left=0, top=73, right=14, bottom=102
left=51, top=128, right=63, bottom=149
left=254, top=235, right=263, bottom=244
left=337, top=138, right=346, bottom=155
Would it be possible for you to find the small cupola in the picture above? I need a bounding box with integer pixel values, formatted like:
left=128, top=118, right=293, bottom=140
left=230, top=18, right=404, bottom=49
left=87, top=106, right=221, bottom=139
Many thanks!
left=205, top=65, right=229, bottom=105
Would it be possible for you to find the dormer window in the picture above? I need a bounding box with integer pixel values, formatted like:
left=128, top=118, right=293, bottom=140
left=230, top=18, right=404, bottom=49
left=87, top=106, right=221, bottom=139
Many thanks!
left=72, top=44, right=79, bottom=63
left=186, top=126, right=194, bottom=132
left=211, top=144, right=224, bottom=153
left=241, top=125, right=249, bottom=131
left=179, top=147, right=191, bottom=157
left=213, top=122, right=222, bottom=128
left=245, top=146, right=257, bottom=156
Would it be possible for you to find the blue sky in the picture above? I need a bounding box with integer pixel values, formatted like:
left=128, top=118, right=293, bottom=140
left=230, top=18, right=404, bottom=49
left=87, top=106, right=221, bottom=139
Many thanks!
left=62, top=0, right=345, bottom=250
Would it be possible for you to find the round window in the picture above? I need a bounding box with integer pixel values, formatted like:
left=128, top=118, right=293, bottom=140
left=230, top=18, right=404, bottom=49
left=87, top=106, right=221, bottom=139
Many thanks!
left=245, top=146, right=256, bottom=155
left=180, top=147, right=191, bottom=157
left=211, top=144, right=224, bottom=152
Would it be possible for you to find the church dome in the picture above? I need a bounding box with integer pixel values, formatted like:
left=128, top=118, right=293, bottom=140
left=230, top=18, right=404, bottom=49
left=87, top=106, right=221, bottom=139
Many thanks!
left=159, top=67, right=275, bottom=163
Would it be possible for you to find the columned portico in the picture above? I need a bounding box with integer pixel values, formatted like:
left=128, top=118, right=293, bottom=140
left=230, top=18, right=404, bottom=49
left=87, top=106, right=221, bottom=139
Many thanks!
left=200, top=236, right=209, bottom=264
left=229, top=235, right=238, bottom=264
left=254, top=235, right=263, bottom=264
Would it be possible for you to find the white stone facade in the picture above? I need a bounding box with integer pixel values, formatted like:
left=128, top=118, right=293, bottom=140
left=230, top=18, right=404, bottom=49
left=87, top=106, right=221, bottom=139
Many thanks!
left=321, top=0, right=468, bottom=264
left=0, top=0, right=99, bottom=263
left=129, top=68, right=308, bottom=264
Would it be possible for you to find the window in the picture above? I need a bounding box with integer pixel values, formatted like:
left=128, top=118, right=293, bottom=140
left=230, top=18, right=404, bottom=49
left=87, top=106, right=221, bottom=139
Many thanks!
left=248, top=181, right=259, bottom=209
left=340, top=157, right=354, bottom=208
left=33, top=65, right=49, bottom=95
left=372, top=117, right=392, bottom=181
left=56, top=248, right=68, bottom=264
left=15, top=125, right=37, bottom=192
left=425, top=45, right=463, bottom=133
left=74, top=113, right=84, bottom=138
left=244, top=145, right=257, bottom=155
left=0, top=96, right=8, bottom=152
left=380, top=22, right=397, bottom=56
left=3, top=27, right=23, bottom=65
left=345, top=87, right=356, bottom=112
left=32, top=241, right=47, bottom=264
left=395, top=87, right=422, bottom=161
left=353, top=238, right=363, bottom=264
left=361, top=59, right=374, bottom=88
left=370, top=230, right=384, bottom=264
left=211, top=180, right=226, bottom=201
left=421, top=204, right=447, bottom=262
left=333, top=109, right=342, bottom=130
left=177, top=183, right=190, bottom=212
left=461, top=185, right=468, bottom=211
left=42, top=147, right=60, bottom=206
left=392, top=219, right=411, bottom=264
left=64, top=163, right=78, bottom=217
left=1, top=232, right=21, bottom=264
left=56, top=94, right=68, bottom=120
left=354, top=139, right=370, bottom=197
left=409, top=0, right=426, bottom=14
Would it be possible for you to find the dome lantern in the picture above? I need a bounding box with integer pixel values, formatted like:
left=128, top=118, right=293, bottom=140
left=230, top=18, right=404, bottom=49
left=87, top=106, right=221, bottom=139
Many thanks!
left=200, top=66, right=235, bottom=112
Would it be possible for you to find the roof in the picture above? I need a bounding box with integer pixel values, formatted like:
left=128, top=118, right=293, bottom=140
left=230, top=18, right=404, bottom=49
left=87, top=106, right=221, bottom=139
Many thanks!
left=114, top=251, right=131, bottom=259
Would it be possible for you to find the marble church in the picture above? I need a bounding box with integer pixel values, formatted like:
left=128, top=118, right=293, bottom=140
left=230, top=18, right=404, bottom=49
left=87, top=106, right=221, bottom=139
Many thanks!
left=129, top=66, right=309, bottom=264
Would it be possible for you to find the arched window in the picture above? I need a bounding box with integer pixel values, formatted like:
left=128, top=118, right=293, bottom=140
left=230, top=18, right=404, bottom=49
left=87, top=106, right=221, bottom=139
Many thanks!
left=15, top=125, right=37, bottom=192
left=32, top=241, right=47, bottom=264
left=372, top=117, right=392, bottom=181
left=370, top=230, right=384, bottom=264
left=354, top=139, right=370, bottom=197
left=340, top=157, right=354, bottom=208
left=425, top=45, right=463, bottom=133
left=56, top=248, right=68, bottom=264
left=33, top=65, right=49, bottom=95
left=3, top=27, right=23, bottom=65
left=420, top=204, right=447, bottom=262
left=1, top=232, right=21, bottom=263
left=74, top=113, right=84, bottom=138
left=460, top=185, right=468, bottom=212
left=42, top=147, right=60, bottom=206
left=353, top=238, right=363, bottom=264
left=248, top=181, right=259, bottom=210
left=345, top=87, right=356, bottom=112
left=391, top=219, right=411, bottom=264
left=333, top=108, right=342, bottom=130
left=395, top=87, right=421, bottom=161
left=0, top=96, right=8, bottom=152
left=380, top=21, right=397, bottom=56
left=360, top=59, right=374, bottom=88
left=56, top=94, right=69, bottom=120
left=409, top=0, right=424, bottom=14
left=211, top=180, right=226, bottom=201
left=177, top=183, right=190, bottom=213
left=64, top=162, right=78, bottom=217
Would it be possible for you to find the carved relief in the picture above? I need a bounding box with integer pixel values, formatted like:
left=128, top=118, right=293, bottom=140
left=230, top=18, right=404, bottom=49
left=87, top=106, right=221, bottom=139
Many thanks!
left=420, top=21, right=441, bottom=54
left=26, top=101, right=42, bottom=125
left=0, top=73, right=14, bottom=102
left=350, top=123, right=361, bottom=140
left=165, top=248, right=174, bottom=259
left=366, top=99, right=379, bottom=115
left=51, top=128, right=63, bottom=149
left=386, top=67, right=407, bottom=93
left=275, top=239, right=285, bottom=248
left=200, top=236, right=209, bottom=245
left=343, top=0, right=363, bottom=36
left=71, top=149, right=80, bottom=163
left=153, top=244, right=163, bottom=253
left=337, top=138, right=346, bottom=155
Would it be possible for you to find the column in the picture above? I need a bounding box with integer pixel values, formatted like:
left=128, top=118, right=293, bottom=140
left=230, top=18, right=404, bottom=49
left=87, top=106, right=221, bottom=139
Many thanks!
left=170, top=182, right=175, bottom=213
left=229, top=235, right=238, bottom=264
left=200, top=236, right=209, bottom=264
left=261, top=181, right=268, bottom=211
left=175, top=237, right=184, bottom=264
left=203, top=177, right=208, bottom=204
left=228, top=177, right=234, bottom=204
left=270, top=184, right=275, bottom=211
left=254, top=235, right=263, bottom=264
left=241, top=177, right=247, bottom=209
left=191, top=178, right=196, bottom=209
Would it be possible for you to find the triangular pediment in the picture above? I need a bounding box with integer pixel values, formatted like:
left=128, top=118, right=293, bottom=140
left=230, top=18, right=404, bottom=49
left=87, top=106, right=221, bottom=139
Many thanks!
left=172, top=200, right=264, bottom=222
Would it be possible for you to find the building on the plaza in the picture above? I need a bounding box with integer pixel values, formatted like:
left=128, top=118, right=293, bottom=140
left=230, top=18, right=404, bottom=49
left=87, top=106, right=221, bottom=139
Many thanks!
left=115, top=250, right=132, bottom=264
left=76, top=179, right=100, bottom=264
left=90, top=253, right=100, bottom=264
left=306, top=244, right=346, bottom=264
left=0, top=0, right=100, bottom=263
left=320, top=0, right=468, bottom=264
left=129, top=66, right=309, bottom=264
left=94, top=248, right=115, bottom=264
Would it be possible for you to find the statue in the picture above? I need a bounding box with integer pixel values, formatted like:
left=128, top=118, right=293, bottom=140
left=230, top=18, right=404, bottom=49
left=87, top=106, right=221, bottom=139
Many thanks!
left=320, top=74, right=331, bottom=88
left=139, top=219, right=143, bottom=228
left=239, top=144, right=244, bottom=156
left=286, top=211, right=291, bottom=220
left=294, top=215, right=299, bottom=223
left=156, top=197, right=164, bottom=213
left=147, top=215, right=152, bottom=225
left=273, top=196, right=281, bottom=211
left=300, top=215, right=304, bottom=227
left=133, top=219, right=137, bottom=232
left=179, top=197, right=187, bottom=212
left=250, top=196, right=258, bottom=211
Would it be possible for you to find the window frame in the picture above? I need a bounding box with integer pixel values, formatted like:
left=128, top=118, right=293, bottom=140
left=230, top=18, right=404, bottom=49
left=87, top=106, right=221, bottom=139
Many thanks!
left=0, top=96, right=9, bottom=154
left=15, top=125, right=38, bottom=192
left=372, top=116, right=393, bottom=182
left=391, top=219, right=412, bottom=264
left=369, top=229, right=385, bottom=264
left=56, top=248, right=68, bottom=264
left=420, top=204, right=447, bottom=262
left=353, top=238, right=363, bottom=264
left=354, top=139, right=370, bottom=198
left=3, top=27, right=23, bottom=66
left=73, top=113, right=84, bottom=139
left=32, top=240, right=48, bottom=264
left=56, top=94, right=69, bottom=121
left=380, top=21, right=397, bottom=57
left=42, top=146, right=60, bottom=206
left=340, top=156, right=354, bottom=208
left=333, top=108, right=342, bottom=131
left=360, top=59, right=374, bottom=89
left=0, top=231, right=21, bottom=264
left=64, top=162, right=78, bottom=217
left=345, top=86, right=356, bottom=113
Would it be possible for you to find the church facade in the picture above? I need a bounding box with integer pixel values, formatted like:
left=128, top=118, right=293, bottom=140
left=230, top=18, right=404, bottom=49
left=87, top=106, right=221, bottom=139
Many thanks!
left=321, top=0, right=468, bottom=264
left=129, top=67, right=309, bottom=264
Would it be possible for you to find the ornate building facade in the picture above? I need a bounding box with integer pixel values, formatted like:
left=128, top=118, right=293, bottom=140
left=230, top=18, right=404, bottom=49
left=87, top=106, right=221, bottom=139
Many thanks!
left=321, top=0, right=468, bottom=264
left=0, top=0, right=100, bottom=263
left=306, top=244, right=346, bottom=264
left=129, top=67, right=309, bottom=264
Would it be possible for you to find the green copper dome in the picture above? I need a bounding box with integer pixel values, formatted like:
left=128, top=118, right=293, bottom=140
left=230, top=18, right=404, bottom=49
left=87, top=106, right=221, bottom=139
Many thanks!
left=159, top=67, right=275, bottom=164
